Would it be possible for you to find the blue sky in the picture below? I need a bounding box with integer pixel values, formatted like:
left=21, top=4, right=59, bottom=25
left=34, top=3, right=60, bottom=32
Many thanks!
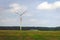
left=0, top=0, right=60, bottom=27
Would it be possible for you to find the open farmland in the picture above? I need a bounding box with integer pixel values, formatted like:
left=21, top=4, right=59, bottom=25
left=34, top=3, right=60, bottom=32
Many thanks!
left=0, top=30, right=60, bottom=40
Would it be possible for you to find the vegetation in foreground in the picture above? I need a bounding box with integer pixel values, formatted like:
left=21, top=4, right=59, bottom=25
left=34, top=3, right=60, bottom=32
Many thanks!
left=0, top=30, right=60, bottom=40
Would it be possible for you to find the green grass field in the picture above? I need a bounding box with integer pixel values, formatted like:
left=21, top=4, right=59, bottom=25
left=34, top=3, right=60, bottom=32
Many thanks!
left=0, top=30, right=60, bottom=40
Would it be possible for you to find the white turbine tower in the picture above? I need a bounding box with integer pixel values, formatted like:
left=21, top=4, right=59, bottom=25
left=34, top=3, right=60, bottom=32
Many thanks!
left=10, top=3, right=27, bottom=30
left=16, top=9, right=26, bottom=30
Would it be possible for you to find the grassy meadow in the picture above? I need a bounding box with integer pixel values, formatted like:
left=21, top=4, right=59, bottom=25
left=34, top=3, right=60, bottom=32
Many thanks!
left=0, top=30, right=60, bottom=40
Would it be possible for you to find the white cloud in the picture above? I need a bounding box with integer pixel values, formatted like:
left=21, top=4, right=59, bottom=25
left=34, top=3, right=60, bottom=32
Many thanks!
left=27, top=18, right=60, bottom=27
left=1, top=18, right=17, bottom=23
left=9, top=3, right=27, bottom=13
left=26, top=19, right=40, bottom=26
left=23, top=13, right=33, bottom=17
left=37, top=1, right=60, bottom=10
left=0, top=18, right=19, bottom=26
left=53, top=1, right=60, bottom=8
left=27, top=19, right=50, bottom=27
left=10, top=3, right=21, bottom=13
left=0, top=7, right=5, bottom=12
left=29, top=19, right=37, bottom=22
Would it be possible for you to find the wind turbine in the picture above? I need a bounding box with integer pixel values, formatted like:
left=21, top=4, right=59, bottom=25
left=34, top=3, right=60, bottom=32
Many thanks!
left=16, top=9, right=26, bottom=30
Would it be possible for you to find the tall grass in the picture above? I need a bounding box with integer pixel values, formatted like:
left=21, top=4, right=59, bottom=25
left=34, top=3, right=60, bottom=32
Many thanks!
left=0, top=30, right=60, bottom=40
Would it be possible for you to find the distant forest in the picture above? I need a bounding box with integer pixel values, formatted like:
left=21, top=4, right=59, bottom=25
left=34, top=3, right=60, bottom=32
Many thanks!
left=0, top=26, right=60, bottom=31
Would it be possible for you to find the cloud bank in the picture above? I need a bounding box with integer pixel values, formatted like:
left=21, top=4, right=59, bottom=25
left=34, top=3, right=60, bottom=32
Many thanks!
left=37, top=1, right=60, bottom=10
